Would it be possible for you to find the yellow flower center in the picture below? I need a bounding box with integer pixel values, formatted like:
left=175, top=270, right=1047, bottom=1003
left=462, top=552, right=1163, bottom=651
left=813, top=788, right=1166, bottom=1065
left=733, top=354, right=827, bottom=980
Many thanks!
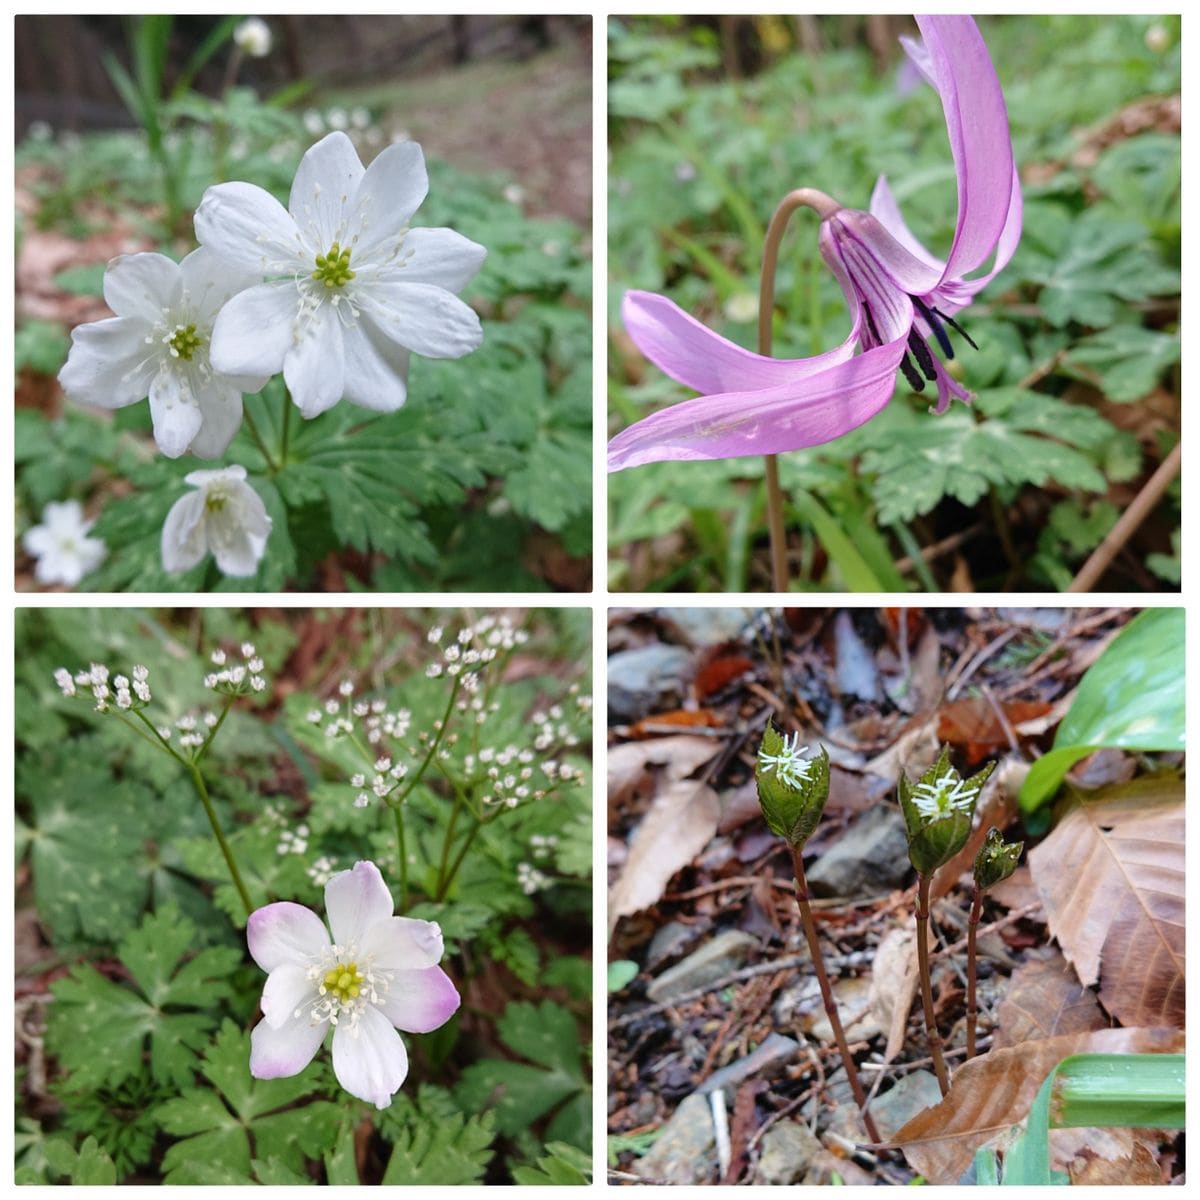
left=322, top=961, right=365, bottom=1004
left=168, top=323, right=203, bottom=361
left=313, top=242, right=356, bottom=289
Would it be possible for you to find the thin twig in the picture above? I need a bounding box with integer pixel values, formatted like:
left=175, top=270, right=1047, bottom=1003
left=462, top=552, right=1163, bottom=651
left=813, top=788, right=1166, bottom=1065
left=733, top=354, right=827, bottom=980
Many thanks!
left=933, top=901, right=1043, bottom=960
left=1068, top=440, right=1181, bottom=592
left=966, top=888, right=983, bottom=1059
left=915, top=874, right=950, bottom=1096
left=790, top=847, right=880, bottom=1142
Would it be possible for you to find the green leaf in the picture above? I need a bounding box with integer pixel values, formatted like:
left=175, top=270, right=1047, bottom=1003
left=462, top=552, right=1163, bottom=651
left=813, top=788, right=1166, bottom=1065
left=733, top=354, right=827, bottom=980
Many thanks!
left=46, top=904, right=239, bottom=1090
left=511, top=1140, right=593, bottom=1185
left=43, top=1135, right=118, bottom=1185
left=755, top=728, right=829, bottom=847
left=1019, top=608, right=1185, bottom=811
left=1063, top=325, right=1180, bottom=403
left=789, top=490, right=886, bottom=591
left=156, top=1020, right=340, bottom=1183
left=608, top=960, right=639, bottom=993
left=378, top=1085, right=495, bottom=1185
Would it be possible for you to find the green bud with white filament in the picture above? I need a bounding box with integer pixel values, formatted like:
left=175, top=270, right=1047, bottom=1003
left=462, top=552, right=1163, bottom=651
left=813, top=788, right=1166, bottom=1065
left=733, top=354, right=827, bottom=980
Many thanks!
left=899, top=746, right=994, bottom=875
left=755, top=723, right=830, bottom=849
left=973, top=826, right=1022, bottom=892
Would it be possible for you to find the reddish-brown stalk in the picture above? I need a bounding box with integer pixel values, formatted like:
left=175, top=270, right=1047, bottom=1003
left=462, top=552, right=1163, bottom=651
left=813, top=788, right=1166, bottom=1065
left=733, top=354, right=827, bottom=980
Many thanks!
left=966, top=886, right=983, bottom=1060
left=915, top=873, right=950, bottom=1096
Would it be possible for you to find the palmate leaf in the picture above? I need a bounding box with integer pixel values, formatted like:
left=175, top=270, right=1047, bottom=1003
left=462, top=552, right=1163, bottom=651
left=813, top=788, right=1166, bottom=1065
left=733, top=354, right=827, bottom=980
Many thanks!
left=46, top=904, right=239, bottom=1090
left=1063, top=324, right=1181, bottom=403
left=155, top=1020, right=340, bottom=1183
left=378, top=1084, right=495, bottom=1185
left=861, top=388, right=1114, bottom=525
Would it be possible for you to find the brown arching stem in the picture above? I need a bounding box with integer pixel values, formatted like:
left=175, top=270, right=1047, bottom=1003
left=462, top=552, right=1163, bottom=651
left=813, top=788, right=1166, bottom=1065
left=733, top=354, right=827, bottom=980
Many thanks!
left=916, top=874, right=950, bottom=1096
left=758, top=188, right=841, bottom=593
left=789, top=846, right=880, bottom=1143
left=966, top=886, right=983, bottom=1059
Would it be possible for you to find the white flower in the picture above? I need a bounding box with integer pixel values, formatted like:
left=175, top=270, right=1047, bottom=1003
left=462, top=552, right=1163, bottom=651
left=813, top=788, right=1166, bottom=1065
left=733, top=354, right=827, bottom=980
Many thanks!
left=23, top=500, right=106, bottom=586
left=161, top=465, right=271, bottom=577
left=58, top=249, right=268, bottom=459
left=911, top=772, right=978, bottom=819
left=247, top=860, right=460, bottom=1108
left=194, top=132, right=486, bottom=418
left=233, top=16, right=272, bottom=57
left=757, top=731, right=813, bottom=792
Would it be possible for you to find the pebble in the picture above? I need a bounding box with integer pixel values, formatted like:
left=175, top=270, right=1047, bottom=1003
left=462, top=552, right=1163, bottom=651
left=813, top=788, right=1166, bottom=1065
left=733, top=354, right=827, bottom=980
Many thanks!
left=647, top=930, right=758, bottom=1003
left=632, top=1092, right=717, bottom=1184
left=696, top=1033, right=806, bottom=1101
left=868, top=1070, right=943, bottom=1140
left=608, top=643, right=692, bottom=722
left=754, top=1119, right=823, bottom=1184
left=806, top=805, right=911, bottom=898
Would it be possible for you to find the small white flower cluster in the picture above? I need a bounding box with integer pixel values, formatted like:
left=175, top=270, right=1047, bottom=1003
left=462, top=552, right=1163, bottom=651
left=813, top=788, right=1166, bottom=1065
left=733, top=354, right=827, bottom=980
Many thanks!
left=168, top=710, right=221, bottom=750
left=911, top=772, right=979, bottom=819
left=349, top=755, right=410, bottom=808
left=205, top=642, right=267, bottom=696
left=516, top=862, right=550, bottom=896
left=758, top=731, right=813, bottom=792
left=307, top=681, right=412, bottom=750
left=528, top=833, right=558, bottom=860
left=277, top=823, right=310, bottom=857
left=531, top=695, right=588, bottom=752
left=54, top=662, right=152, bottom=713
left=306, top=855, right=338, bottom=888
left=424, top=614, right=529, bottom=681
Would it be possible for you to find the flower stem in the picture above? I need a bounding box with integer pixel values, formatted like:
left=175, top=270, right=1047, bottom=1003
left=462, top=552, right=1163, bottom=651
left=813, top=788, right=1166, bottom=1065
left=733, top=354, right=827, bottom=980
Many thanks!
left=186, top=760, right=253, bottom=917
left=279, top=390, right=293, bottom=468
left=393, top=803, right=409, bottom=913
left=966, top=886, right=983, bottom=1060
left=789, top=846, right=880, bottom=1143
left=916, top=873, right=951, bottom=1096
left=242, top=408, right=278, bottom=474
left=757, top=188, right=840, bottom=593
left=436, top=814, right=483, bottom=903
left=435, top=781, right=467, bottom=900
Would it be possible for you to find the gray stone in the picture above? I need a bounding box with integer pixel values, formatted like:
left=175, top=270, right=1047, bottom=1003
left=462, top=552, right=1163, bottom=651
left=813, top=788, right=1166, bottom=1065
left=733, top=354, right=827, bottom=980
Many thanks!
left=806, top=805, right=911, bottom=898
left=657, top=607, right=753, bottom=647
left=696, top=1033, right=805, bottom=1101
left=869, top=1070, right=943, bottom=1140
left=633, top=1092, right=717, bottom=1185
left=755, top=1119, right=823, bottom=1184
left=608, top=643, right=692, bottom=722
left=647, top=930, right=758, bottom=1003
left=645, top=920, right=702, bottom=970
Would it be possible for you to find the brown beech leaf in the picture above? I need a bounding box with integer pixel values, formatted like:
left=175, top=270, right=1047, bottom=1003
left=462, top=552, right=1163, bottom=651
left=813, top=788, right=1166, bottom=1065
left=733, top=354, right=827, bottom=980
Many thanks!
left=936, top=696, right=1052, bottom=762
left=1027, top=777, right=1184, bottom=1028
left=628, top=709, right=725, bottom=737
left=887, top=1027, right=1183, bottom=1183
left=607, top=734, right=722, bottom=809
left=1058, top=1129, right=1163, bottom=1185
left=608, top=780, right=720, bottom=935
left=993, top=952, right=1107, bottom=1048
left=694, top=652, right=755, bottom=698
left=868, top=926, right=919, bottom=1061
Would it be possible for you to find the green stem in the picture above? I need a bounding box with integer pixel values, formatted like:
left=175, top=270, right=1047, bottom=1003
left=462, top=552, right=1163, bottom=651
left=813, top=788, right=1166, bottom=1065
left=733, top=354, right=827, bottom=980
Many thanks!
left=916, top=874, right=951, bottom=1096
left=436, top=814, right=484, bottom=902
left=392, top=677, right=462, bottom=808
left=393, top=803, right=409, bottom=913
left=435, top=783, right=468, bottom=899
left=967, top=887, right=983, bottom=1060
left=279, top=390, right=293, bottom=468
left=187, top=761, right=253, bottom=917
left=194, top=697, right=234, bottom=766
left=242, top=408, right=278, bottom=474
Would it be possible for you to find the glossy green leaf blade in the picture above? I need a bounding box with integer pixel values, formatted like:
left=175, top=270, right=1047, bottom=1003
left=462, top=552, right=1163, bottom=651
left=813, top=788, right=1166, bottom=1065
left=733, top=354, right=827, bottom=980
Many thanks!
left=1052, top=1053, right=1186, bottom=1130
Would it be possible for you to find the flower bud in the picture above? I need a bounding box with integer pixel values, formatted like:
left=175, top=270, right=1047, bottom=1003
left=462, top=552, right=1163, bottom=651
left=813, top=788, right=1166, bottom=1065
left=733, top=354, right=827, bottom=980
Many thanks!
left=755, top=723, right=829, bottom=848
left=973, top=827, right=1022, bottom=892
left=898, top=746, right=994, bottom=876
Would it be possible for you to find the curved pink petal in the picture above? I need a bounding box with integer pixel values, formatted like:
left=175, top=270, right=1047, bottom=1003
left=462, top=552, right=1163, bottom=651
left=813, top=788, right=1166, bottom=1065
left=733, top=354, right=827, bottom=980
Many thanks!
left=332, top=1005, right=409, bottom=1109
left=869, top=176, right=944, bottom=273
left=380, top=965, right=461, bottom=1033
left=325, top=861, right=394, bottom=948
left=360, top=916, right=445, bottom=970
left=247, top=901, right=331, bottom=973
left=260, top=962, right=317, bottom=1030
left=250, top=1008, right=328, bottom=1079
left=608, top=335, right=909, bottom=471
left=622, top=290, right=856, bottom=395
left=912, top=15, right=1014, bottom=282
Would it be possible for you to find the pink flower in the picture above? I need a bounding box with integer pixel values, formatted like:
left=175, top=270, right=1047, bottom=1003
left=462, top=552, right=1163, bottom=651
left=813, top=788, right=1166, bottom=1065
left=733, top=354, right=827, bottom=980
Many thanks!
left=247, top=860, right=460, bottom=1108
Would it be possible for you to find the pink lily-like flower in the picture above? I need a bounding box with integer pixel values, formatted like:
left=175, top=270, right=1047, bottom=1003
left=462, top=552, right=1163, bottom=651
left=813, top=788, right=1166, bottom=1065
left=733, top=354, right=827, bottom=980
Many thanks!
left=609, top=15, right=1022, bottom=472
left=247, top=860, right=460, bottom=1109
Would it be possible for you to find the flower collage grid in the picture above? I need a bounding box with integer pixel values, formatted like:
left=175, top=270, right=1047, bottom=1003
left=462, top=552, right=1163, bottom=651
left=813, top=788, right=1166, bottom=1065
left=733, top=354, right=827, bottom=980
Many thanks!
left=9, top=8, right=1186, bottom=1192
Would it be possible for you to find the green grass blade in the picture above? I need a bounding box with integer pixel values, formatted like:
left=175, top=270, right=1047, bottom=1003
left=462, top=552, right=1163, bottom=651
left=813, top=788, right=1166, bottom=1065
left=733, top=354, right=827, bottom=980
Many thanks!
left=789, top=489, right=884, bottom=591
left=173, top=16, right=240, bottom=98
left=1053, top=1053, right=1185, bottom=1129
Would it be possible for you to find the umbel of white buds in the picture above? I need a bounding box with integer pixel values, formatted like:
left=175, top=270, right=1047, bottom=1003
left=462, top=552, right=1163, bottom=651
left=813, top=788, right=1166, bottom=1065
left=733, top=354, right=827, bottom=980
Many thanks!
left=898, top=746, right=995, bottom=876
left=755, top=722, right=831, bottom=849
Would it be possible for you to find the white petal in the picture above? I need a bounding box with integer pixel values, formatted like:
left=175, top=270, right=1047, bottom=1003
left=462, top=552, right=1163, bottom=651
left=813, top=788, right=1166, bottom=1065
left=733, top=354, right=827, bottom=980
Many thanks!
left=185, top=464, right=248, bottom=488
left=195, top=180, right=303, bottom=276
left=189, top=381, right=245, bottom=459
left=246, top=900, right=331, bottom=972
left=210, top=283, right=297, bottom=377
left=378, top=966, right=461, bottom=1033
left=209, top=483, right=272, bottom=577
left=324, top=861, right=394, bottom=948
left=58, top=317, right=157, bottom=409
left=283, top=302, right=344, bottom=416
left=160, top=490, right=209, bottom=574
left=351, top=141, right=429, bottom=261
left=360, top=916, right=445, bottom=970
left=260, top=963, right=318, bottom=1030
left=289, top=131, right=365, bottom=249
left=148, top=368, right=203, bottom=459
left=22, top=526, right=55, bottom=558
left=103, top=252, right=181, bottom=321
left=364, top=282, right=482, bottom=359
left=79, top=537, right=107, bottom=576
left=250, top=1009, right=328, bottom=1080
left=388, top=227, right=486, bottom=293
left=341, top=318, right=409, bottom=412
left=178, top=245, right=264, bottom=325
left=42, top=500, right=88, bottom=534
left=331, top=1005, right=408, bottom=1108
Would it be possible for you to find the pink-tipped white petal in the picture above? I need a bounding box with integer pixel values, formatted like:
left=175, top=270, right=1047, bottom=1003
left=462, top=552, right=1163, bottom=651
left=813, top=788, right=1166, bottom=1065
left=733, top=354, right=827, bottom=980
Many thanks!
left=246, top=901, right=331, bottom=972
left=289, top=132, right=366, bottom=249
left=331, top=1006, right=409, bottom=1109
left=103, top=252, right=181, bottom=321
left=250, top=1008, right=328, bottom=1079
left=260, top=962, right=317, bottom=1030
left=379, top=965, right=461, bottom=1033
left=608, top=335, right=908, bottom=470
left=359, top=916, right=445, bottom=971
left=324, top=861, right=395, bottom=948
left=622, top=290, right=856, bottom=395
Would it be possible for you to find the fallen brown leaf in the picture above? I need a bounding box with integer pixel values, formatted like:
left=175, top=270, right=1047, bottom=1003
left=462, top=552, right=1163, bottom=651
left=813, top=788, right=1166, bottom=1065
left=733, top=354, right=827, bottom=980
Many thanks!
left=936, top=696, right=1052, bottom=762
left=628, top=709, right=725, bottom=737
left=888, top=1027, right=1184, bottom=1183
left=868, top=926, right=920, bottom=1061
left=1028, top=777, right=1184, bottom=1028
left=1060, top=1129, right=1163, bottom=1185
left=608, top=779, right=720, bottom=935
left=993, top=952, right=1107, bottom=1048
left=607, top=734, right=722, bottom=810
